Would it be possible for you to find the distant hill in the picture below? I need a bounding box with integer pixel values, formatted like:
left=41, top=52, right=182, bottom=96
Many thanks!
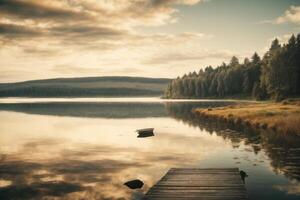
left=0, top=76, right=171, bottom=97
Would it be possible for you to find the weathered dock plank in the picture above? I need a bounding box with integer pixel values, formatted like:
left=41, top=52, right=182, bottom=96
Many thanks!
left=143, top=168, right=248, bottom=200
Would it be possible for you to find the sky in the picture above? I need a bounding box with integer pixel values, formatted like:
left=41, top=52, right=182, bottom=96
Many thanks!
left=0, top=0, right=300, bottom=82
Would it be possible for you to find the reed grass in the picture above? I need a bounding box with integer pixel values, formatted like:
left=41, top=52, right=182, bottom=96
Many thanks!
left=195, top=101, right=300, bottom=134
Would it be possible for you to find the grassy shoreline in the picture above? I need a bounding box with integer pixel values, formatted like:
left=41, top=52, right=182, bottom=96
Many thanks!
left=194, top=100, right=300, bottom=135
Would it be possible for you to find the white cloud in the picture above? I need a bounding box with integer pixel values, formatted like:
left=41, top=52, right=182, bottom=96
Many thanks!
left=258, top=6, right=300, bottom=25
left=0, top=0, right=207, bottom=50
left=274, top=182, right=300, bottom=195
left=143, top=50, right=233, bottom=65
left=275, top=6, right=300, bottom=25
left=0, top=0, right=218, bottom=82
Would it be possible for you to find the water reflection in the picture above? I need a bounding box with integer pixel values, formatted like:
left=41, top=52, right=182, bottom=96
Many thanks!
left=137, top=132, right=154, bottom=138
left=165, top=102, right=300, bottom=182
left=165, top=102, right=300, bottom=199
left=0, top=100, right=299, bottom=200
left=0, top=139, right=152, bottom=199
left=0, top=112, right=228, bottom=199
left=0, top=102, right=166, bottom=118
left=0, top=101, right=235, bottom=119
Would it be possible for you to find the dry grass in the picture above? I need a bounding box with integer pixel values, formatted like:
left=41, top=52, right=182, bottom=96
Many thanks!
left=195, top=101, right=300, bottom=134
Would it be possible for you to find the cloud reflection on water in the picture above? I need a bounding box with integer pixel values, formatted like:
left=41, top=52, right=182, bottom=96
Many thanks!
left=0, top=101, right=299, bottom=199
left=0, top=112, right=228, bottom=199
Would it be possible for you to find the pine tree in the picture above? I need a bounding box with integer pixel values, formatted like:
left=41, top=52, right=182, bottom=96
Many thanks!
left=164, top=35, right=299, bottom=100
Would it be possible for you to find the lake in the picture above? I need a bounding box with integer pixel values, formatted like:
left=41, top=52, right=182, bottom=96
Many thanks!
left=0, top=98, right=299, bottom=200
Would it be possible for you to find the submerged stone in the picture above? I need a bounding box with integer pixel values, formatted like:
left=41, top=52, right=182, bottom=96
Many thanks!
left=124, top=179, right=144, bottom=189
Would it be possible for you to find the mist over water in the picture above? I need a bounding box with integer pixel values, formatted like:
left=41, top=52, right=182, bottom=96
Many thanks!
left=0, top=98, right=299, bottom=200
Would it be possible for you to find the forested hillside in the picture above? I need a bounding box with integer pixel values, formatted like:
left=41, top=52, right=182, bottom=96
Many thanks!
left=0, top=76, right=171, bottom=97
left=164, top=34, right=300, bottom=101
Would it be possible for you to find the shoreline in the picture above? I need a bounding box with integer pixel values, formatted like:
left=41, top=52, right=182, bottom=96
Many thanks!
left=0, top=97, right=258, bottom=104
left=194, top=100, right=300, bottom=135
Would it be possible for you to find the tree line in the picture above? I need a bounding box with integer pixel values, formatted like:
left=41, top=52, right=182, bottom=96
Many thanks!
left=164, top=34, right=300, bottom=100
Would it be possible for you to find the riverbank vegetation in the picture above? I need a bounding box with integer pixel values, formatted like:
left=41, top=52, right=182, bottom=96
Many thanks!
left=194, top=100, right=300, bottom=134
left=164, top=34, right=300, bottom=101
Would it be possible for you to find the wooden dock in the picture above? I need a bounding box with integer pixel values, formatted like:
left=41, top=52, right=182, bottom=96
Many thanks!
left=143, top=168, right=248, bottom=200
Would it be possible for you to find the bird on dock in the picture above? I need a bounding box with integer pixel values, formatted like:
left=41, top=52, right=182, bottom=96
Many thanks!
left=240, top=170, right=248, bottom=183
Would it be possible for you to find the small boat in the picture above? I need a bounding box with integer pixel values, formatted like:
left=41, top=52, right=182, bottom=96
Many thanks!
left=136, top=128, right=154, bottom=138
left=136, top=128, right=154, bottom=133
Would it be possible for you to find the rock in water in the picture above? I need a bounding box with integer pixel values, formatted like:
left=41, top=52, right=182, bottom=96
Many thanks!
left=124, top=179, right=144, bottom=189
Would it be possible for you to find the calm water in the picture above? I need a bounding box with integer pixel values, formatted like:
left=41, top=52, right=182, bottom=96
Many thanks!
left=0, top=98, right=299, bottom=200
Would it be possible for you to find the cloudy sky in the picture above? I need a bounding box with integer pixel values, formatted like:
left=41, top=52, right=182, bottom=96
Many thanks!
left=0, top=0, right=299, bottom=82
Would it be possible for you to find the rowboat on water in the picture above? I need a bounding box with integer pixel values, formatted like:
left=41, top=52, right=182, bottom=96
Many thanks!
left=136, top=128, right=154, bottom=133
left=136, top=128, right=154, bottom=138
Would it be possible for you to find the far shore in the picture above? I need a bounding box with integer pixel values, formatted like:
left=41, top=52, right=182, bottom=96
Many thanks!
left=194, top=100, right=300, bottom=135
left=0, top=97, right=258, bottom=104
